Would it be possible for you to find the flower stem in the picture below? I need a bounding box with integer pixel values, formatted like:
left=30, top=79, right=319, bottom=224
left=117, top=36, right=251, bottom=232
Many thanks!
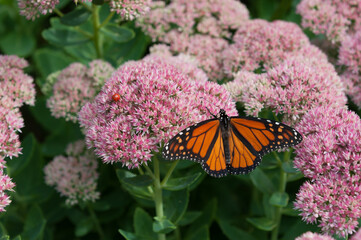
left=92, top=4, right=102, bottom=58
left=271, top=152, right=290, bottom=240
left=153, top=157, right=166, bottom=240
left=161, top=160, right=179, bottom=187
left=87, top=204, right=105, bottom=240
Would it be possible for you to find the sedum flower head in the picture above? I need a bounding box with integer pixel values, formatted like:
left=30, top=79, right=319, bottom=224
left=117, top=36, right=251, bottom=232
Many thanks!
left=137, top=0, right=249, bottom=80
left=109, top=0, right=152, bottom=20
left=17, top=0, right=59, bottom=20
left=295, top=232, right=335, bottom=240
left=0, top=157, right=15, bottom=212
left=297, top=0, right=361, bottom=43
left=222, top=19, right=310, bottom=76
left=225, top=54, right=346, bottom=124
left=44, top=140, right=100, bottom=206
left=78, top=59, right=237, bottom=168
left=294, top=106, right=361, bottom=237
left=45, top=60, right=114, bottom=122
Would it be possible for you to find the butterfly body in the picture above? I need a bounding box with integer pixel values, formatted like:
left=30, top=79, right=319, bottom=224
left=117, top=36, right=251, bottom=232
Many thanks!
left=162, top=109, right=302, bottom=177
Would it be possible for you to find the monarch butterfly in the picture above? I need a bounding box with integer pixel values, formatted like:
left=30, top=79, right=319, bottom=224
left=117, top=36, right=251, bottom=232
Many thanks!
left=162, top=109, right=302, bottom=177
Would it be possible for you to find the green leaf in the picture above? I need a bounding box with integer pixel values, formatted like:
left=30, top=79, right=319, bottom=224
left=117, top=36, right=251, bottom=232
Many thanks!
left=287, top=172, right=304, bottom=182
left=187, top=199, right=216, bottom=235
left=250, top=168, right=276, bottom=194
left=153, top=217, right=176, bottom=234
left=0, top=31, right=35, bottom=57
left=122, top=175, right=153, bottom=187
left=101, top=24, right=135, bottom=43
left=218, top=220, right=257, bottom=240
left=118, top=230, right=141, bottom=240
left=116, top=169, right=152, bottom=200
left=7, top=134, right=35, bottom=177
left=60, top=8, right=91, bottom=26
left=0, top=223, right=8, bottom=237
left=246, top=217, right=277, bottom=231
left=282, top=207, right=300, bottom=217
left=12, top=236, right=21, bottom=240
left=75, top=218, right=93, bottom=237
left=42, top=28, right=91, bottom=46
left=163, top=173, right=201, bottom=191
left=282, top=161, right=298, bottom=173
left=185, top=226, right=209, bottom=240
left=164, top=189, right=189, bottom=224
left=282, top=218, right=320, bottom=240
left=22, top=205, right=46, bottom=240
left=133, top=208, right=157, bottom=239
left=0, top=236, right=9, bottom=240
left=178, top=211, right=202, bottom=226
left=269, top=192, right=289, bottom=207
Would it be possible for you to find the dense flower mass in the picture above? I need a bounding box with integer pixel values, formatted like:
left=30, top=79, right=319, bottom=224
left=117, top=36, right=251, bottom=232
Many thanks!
left=294, top=107, right=361, bottom=237
left=138, top=0, right=249, bottom=80
left=295, top=232, right=334, bottom=240
left=222, top=19, right=310, bottom=76
left=45, top=60, right=114, bottom=122
left=297, top=0, right=361, bottom=43
left=110, top=0, right=151, bottom=20
left=79, top=59, right=237, bottom=168
left=44, top=140, right=100, bottom=205
left=0, top=158, right=15, bottom=212
left=17, top=0, right=59, bottom=20
left=225, top=54, right=346, bottom=124
left=338, top=30, right=361, bottom=108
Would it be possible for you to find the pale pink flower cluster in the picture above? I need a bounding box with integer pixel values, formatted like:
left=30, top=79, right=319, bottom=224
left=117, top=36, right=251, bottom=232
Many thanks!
left=110, top=0, right=151, bottom=20
left=44, top=140, right=100, bottom=206
left=0, top=157, right=15, bottom=212
left=45, top=60, right=114, bottom=122
left=294, top=107, right=361, bottom=237
left=297, top=0, right=361, bottom=43
left=295, top=232, right=334, bottom=240
left=0, top=55, right=35, bottom=158
left=0, top=55, right=34, bottom=212
left=17, top=0, right=59, bottom=20
left=225, top=53, right=347, bottom=124
left=222, top=19, right=310, bottom=76
left=338, top=30, right=361, bottom=108
left=138, top=0, right=249, bottom=80
left=78, top=59, right=237, bottom=168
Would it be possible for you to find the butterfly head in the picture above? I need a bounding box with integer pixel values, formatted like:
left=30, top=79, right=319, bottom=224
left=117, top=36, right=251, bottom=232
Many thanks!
left=219, top=109, right=226, bottom=118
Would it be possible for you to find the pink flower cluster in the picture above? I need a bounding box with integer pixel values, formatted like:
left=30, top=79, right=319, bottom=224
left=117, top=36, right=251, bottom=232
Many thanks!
left=225, top=53, right=347, bottom=124
left=338, top=30, right=361, bottom=108
left=0, top=55, right=34, bottom=212
left=110, top=0, right=151, bottom=20
left=18, top=0, right=59, bottom=20
left=44, top=140, right=100, bottom=205
left=79, top=59, right=237, bottom=168
left=222, top=19, right=310, bottom=76
left=45, top=60, right=114, bottom=122
left=295, top=232, right=334, bottom=240
left=137, top=0, right=249, bottom=80
left=297, top=0, right=361, bottom=43
left=294, top=107, right=361, bottom=237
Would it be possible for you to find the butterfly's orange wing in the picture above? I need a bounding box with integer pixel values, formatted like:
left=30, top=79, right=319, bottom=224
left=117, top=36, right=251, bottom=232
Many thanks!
left=227, top=117, right=302, bottom=175
left=162, top=119, right=228, bottom=177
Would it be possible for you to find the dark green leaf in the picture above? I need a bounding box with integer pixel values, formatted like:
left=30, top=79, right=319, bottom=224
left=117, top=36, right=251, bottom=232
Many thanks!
left=282, top=207, right=299, bottom=217
left=75, top=218, right=93, bottom=237
left=101, top=24, right=135, bottom=43
left=250, top=168, right=276, bottom=194
left=269, top=192, right=289, bottom=207
left=0, top=223, right=8, bottom=236
left=134, top=208, right=157, bottom=240
left=60, top=8, right=90, bottom=26
left=42, top=28, right=91, bottom=46
left=122, top=175, right=153, bottom=187
left=64, top=42, right=96, bottom=63
left=246, top=217, right=277, bottom=231
left=33, top=48, right=74, bottom=78
left=185, top=226, right=209, bottom=240
left=93, top=0, right=104, bottom=5
left=153, top=217, right=176, bottom=234
left=0, top=236, right=9, bottom=240
left=116, top=169, right=152, bottom=200
left=187, top=199, right=216, bottom=234
left=281, top=218, right=320, bottom=240
left=7, top=134, right=35, bottom=177
left=178, top=211, right=202, bottom=226
left=22, top=205, right=46, bottom=240
left=218, top=220, right=257, bottom=240
left=163, top=173, right=201, bottom=191
left=12, top=236, right=21, bottom=240
left=0, top=31, right=35, bottom=57
left=282, top=161, right=298, bottom=173
left=287, top=172, right=304, bottom=182
left=164, top=189, right=189, bottom=224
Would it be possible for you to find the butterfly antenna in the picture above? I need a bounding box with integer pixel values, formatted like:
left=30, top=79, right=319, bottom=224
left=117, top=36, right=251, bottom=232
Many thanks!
left=205, top=106, right=217, bottom=118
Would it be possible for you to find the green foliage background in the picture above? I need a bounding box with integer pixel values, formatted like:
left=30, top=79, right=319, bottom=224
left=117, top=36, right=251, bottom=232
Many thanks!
left=0, top=0, right=350, bottom=239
